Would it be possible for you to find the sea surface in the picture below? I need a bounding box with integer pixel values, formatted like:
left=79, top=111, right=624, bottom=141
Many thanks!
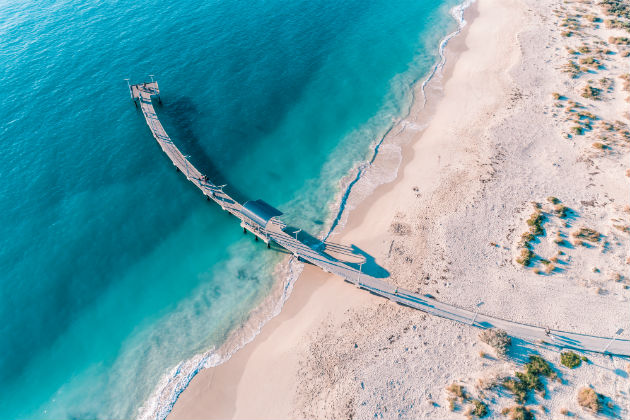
left=0, top=0, right=463, bottom=418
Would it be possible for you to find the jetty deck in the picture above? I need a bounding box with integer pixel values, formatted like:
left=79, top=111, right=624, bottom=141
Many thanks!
left=129, top=81, right=629, bottom=357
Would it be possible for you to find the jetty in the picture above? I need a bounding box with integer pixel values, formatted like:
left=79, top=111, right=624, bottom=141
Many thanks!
left=129, top=80, right=630, bottom=357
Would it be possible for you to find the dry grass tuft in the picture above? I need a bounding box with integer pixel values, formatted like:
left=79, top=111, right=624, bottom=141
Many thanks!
left=447, top=383, right=467, bottom=400
left=479, top=329, right=511, bottom=356
left=516, top=248, right=534, bottom=267
left=563, top=60, right=581, bottom=78
left=572, top=227, right=601, bottom=242
left=577, top=387, right=601, bottom=412
left=504, top=405, right=534, bottom=420
left=581, top=84, right=601, bottom=100
left=609, top=36, right=630, bottom=45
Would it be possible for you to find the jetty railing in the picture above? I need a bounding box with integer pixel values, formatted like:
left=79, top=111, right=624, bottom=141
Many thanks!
left=129, top=80, right=630, bottom=357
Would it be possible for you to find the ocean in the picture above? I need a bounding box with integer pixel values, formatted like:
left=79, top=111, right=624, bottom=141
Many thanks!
left=0, top=0, right=465, bottom=418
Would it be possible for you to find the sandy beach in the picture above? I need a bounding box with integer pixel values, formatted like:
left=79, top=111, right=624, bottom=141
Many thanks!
left=170, top=0, right=630, bottom=418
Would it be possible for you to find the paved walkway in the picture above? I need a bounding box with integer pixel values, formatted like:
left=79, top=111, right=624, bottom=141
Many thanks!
left=131, top=81, right=630, bottom=357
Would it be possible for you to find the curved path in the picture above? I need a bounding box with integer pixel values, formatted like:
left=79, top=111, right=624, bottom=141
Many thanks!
left=130, top=81, right=630, bottom=357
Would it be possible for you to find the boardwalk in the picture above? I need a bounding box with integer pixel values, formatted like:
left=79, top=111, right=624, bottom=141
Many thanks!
left=130, top=81, right=630, bottom=357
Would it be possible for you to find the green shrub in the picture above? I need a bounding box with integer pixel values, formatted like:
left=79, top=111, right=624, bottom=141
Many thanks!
left=516, top=248, right=534, bottom=267
left=560, top=351, right=582, bottom=368
left=526, top=355, right=554, bottom=377
left=526, top=211, right=545, bottom=236
left=471, top=399, right=488, bottom=418
left=503, top=378, right=529, bottom=403
left=504, top=355, right=556, bottom=402
left=516, top=371, right=543, bottom=392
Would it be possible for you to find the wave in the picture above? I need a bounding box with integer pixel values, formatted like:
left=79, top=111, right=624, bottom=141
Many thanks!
left=137, top=257, right=304, bottom=420
left=138, top=1, right=475, bottom=419
left=323, top=0, right=475, bottom=240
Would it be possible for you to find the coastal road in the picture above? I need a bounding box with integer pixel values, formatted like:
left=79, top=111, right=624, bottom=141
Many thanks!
left=269, top=228, right=630, bottom=357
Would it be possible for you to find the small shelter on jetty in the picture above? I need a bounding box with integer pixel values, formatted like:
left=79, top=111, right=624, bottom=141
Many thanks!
left=240, top=199, right=283, bottom=243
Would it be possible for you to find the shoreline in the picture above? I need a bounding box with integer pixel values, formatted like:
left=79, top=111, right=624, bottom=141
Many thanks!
left=143, top=3, right=475, bottom=418
left=171, top=0, right=630, bottom=416
left=323, top=0, right=474, bottom=241
left=168, top=1, right=480, bottom=418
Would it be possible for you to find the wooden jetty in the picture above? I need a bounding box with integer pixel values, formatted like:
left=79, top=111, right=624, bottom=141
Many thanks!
left=129, top=80, right=630, bottom=356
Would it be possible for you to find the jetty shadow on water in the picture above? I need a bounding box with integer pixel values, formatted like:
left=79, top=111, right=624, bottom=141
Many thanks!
left=157, top=95, right=248, bottom=204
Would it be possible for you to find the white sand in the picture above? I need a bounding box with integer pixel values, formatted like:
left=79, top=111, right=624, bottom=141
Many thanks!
left=169, top=0, right=630, bottom=418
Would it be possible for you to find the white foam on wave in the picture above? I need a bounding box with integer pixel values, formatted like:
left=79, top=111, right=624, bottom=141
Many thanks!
left=420, top=0, right=474, bottom=106
left=137, top=257, right=304, bottom=420
left=323, top=0, right=476, bottom=239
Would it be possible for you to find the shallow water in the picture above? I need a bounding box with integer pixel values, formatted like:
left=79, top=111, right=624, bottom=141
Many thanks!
left=0, top=0, right=461, bottom=418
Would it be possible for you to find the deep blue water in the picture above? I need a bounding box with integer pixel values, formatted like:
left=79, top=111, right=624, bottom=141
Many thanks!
left=0, top=0, right=461, bottom=418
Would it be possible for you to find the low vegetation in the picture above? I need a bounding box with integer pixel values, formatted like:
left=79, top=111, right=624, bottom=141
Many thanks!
left=516, top=248, right=534, bottom=267
left=470, top=399, right=488, bottom=418
left=501, top=405, right=534, bottom=420
left=578, top=56, right=598, bottom=67
left=502, top=356, right=555, bottom=403
left=563, top=60, right=581, bottom=78
left=446, top=382, right=469, bottom=411
left=526, top=210, right=545, bottom=236
left=447, top=383, right=466, bottom=399
left=605, top=18, right=630, bottom=31
left=572, top=227, right=601, bottom=242
left=515, top=204, right=551, bottom=267
left=479, top=328, right=511, bottom=356
left=554, top=204, right=568, bottom=218
left=609, top=36, right=630, bottom=45
left=581, top=84, right=601, bottom=100
left=600, top=0, right=630, bottom=20
left=577, top=387, right=601, bottom=412
left=560, top=351, right=582, bottom=368
left=571, top=125, right=584, bottom=135
left=585, top=14, right=600, bottom=23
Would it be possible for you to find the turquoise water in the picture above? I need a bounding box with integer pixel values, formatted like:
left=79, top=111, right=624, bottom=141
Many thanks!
left=0, top=0, right=462, bottom=418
